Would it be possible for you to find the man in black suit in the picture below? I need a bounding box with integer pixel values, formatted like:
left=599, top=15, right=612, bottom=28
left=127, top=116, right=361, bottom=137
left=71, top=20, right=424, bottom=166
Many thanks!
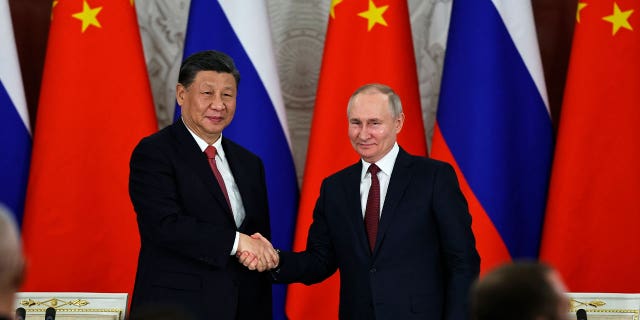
left=129, top=50, right=278, bottom=320
left=244, top=83, right=480, bottom=319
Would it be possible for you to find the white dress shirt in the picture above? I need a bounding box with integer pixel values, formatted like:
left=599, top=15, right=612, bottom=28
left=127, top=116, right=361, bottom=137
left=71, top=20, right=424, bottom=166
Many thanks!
left=359, top=143, right=400, bottom=218
left=183, top=120, right=245, bottom=255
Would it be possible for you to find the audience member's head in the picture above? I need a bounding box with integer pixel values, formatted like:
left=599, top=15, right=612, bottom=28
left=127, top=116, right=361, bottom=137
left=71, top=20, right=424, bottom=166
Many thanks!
left=0, top=204, right=25, bottom=314
left=471, top=261, right=569, bottom=320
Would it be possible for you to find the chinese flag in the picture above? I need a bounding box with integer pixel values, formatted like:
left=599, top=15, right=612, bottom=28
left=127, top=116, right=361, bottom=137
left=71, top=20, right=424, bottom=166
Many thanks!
left=285, top=0, right=426, bottom=318
left=21, top=0, right=157, bottom=298
left=540, top=0, right=640, bottom=292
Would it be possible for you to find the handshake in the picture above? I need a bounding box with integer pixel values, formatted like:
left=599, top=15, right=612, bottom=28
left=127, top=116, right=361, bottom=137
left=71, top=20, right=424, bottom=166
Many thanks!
left=236, top=232, right=279, bottom=272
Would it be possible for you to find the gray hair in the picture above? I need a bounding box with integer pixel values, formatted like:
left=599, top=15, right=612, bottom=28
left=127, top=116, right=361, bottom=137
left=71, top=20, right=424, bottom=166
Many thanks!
left=347, top=83, right=403, bottom=118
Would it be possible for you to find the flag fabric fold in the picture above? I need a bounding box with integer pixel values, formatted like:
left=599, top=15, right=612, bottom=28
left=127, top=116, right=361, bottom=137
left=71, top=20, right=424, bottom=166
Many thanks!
left=179, top=1, right=299, bottom=319
left=287, top=0, right=427, bottom=318
left=540, top=0, right=640, bottom=292
left=0, top=0, right=31, bottom=226
left=21, top=0, right=157, bottom=298
left=431, top=0, right=553, bottom=273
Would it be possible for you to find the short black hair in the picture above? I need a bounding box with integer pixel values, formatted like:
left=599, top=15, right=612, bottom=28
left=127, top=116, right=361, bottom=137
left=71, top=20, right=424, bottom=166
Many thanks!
left=178, top=50, right=240, bottom=88
left=471, top=262, right=560, bottom=320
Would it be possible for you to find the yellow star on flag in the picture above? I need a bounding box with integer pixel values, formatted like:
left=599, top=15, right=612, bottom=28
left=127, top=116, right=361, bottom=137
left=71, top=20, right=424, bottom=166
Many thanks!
left=51, top=0, right=59, bottom=20
left=357, top=0, right=389, bottom=31
left=602, top=2, right=633, bottom=35
left=72, top=0, right=103, bottom=33
left=330, top=0, right=343, bottom=19
left=576, top=2, right=587, bottom=23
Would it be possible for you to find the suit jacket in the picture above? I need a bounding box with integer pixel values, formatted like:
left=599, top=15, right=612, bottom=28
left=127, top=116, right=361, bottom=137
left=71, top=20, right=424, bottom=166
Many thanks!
left=128, top=120, right=272, bottom=320
left=276, top=148, right=479, bottom=320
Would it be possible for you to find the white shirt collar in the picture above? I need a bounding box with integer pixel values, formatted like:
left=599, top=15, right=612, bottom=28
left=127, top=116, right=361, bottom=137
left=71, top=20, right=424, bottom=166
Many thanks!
left=360, top=143, right=399, bottom=180
left=182, top=117, right=225, bottom=157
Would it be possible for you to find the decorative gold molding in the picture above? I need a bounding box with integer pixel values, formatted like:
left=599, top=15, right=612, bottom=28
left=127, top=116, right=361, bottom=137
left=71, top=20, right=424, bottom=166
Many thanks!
left=16, top=293, right=127, bottom=320
left=570, top=298, right=639, bottom=320
left=20, top=297, right=90, bottom=308
left=571, top=298, right=607, bottom=309
left=17, top=308, right=122, bottom=313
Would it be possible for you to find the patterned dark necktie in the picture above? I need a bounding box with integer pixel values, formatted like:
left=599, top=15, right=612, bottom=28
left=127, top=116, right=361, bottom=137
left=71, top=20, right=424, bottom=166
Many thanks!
left=204, top=146, right=232, bottom=213
left=364, top=164, right=380, bottom=252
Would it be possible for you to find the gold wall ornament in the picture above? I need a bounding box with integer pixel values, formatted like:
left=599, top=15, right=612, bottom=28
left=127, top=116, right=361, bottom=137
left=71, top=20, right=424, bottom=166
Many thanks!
left=570, top=298, right=639, bottom=320
left=20, top=297, right=90, bottom=309
left=15, top=292, right=128, bottom=320
left=571, top=298, right=608, bottom=309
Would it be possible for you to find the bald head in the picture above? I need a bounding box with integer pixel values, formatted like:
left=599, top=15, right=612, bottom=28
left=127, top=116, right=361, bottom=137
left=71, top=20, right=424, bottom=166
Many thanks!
left=0, top=205, right=24, bottom=292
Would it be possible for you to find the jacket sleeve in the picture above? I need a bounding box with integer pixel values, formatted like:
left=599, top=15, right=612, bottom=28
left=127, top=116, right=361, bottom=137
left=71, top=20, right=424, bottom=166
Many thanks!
left=432, top=162, right=481, bottom=320
left=273, top=179, right=338, bottom=284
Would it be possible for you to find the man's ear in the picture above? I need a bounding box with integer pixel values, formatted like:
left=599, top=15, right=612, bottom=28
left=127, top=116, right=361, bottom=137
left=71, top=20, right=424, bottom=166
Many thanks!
left=176, top=84, right=186, bottom=106
left=395, top=112, right=405, bottom=133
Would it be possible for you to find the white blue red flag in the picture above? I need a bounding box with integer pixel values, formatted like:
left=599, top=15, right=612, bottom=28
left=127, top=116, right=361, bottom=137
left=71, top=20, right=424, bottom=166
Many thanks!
left=178, top=1, right=299, bottom=318
left=431, top=0, right=553, bottom=272
left=0, top=0, right=30, bottom=226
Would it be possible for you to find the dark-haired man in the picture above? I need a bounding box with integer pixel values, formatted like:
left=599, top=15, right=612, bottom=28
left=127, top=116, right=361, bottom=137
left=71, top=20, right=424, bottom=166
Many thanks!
left=129, top=50, right=278, bottom=320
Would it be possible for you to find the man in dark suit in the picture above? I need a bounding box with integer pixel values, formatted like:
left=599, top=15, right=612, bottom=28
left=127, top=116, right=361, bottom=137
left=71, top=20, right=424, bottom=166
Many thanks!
left=245, top=83, right=480, bottom=319
left=129, top=50, right=278, bottom=320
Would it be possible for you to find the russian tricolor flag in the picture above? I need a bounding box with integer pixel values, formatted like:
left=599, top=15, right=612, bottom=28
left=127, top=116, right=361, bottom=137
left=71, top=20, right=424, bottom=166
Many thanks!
left=0, top=0, right=31, bottom=227
left=179, top=1, right=298, bottom=318
left=431, top=0, right=553, bottom=272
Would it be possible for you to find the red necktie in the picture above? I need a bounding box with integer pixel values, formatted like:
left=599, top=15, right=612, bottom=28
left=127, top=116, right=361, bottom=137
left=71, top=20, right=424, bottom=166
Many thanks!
left=365, top=164, right=380, bottom=252
left=204, top=146, right=232, bottom=212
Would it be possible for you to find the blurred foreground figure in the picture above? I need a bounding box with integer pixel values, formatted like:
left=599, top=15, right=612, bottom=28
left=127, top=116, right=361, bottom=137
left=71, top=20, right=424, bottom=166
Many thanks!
left=0, top=204, right=25, bottom=320
left=471, top=261, right=569, bottom=320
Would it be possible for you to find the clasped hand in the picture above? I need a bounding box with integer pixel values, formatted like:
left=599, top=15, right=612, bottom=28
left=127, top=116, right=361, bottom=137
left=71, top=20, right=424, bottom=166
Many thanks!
left=236, top=233, right=279, bottom=272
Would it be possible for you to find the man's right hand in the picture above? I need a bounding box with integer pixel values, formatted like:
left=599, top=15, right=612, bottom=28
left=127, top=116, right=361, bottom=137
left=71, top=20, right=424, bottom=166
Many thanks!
left=236, top=233, right=278, bottom=272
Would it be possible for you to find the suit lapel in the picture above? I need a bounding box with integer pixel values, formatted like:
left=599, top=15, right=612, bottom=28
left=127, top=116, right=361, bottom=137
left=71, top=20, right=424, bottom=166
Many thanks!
left=343, top=162, right=372, bottom=255
left=222, top=138, right=252, bottom=229
left=374, top=148, right=413, bottom=254
left=171, top=121, right=234, bottom=221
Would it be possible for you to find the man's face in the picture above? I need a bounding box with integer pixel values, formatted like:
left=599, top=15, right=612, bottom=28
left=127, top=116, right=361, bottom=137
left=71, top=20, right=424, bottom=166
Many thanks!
left=348, top=91, right=404, bottom=163
left=176, top=70, right=237, bottom=144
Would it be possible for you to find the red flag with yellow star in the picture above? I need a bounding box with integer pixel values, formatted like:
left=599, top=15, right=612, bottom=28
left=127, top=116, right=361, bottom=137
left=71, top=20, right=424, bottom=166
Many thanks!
left=21, top=0, right=157, bottom=298
left=540, top=0, right=640, bottom=292
left=286, top=0, right=426, bottom=318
